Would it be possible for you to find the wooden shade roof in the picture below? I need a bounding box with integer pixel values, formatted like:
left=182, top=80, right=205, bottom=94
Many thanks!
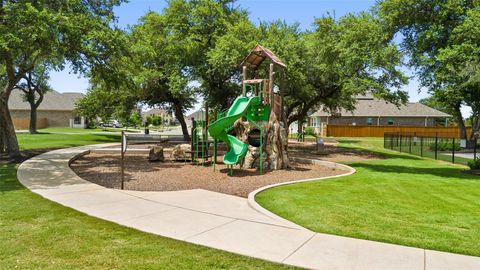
left=241, top=45, right=286, bottom=70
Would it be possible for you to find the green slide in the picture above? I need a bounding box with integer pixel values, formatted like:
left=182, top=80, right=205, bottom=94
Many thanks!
left=209, top=96, right=260, bottom=165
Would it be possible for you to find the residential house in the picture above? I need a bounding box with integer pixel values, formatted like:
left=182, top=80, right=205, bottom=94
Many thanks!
left=309, top=95, right=452, bottom=133
left=142, top=108, right=174, bottom=125
left=8, top=89, right=87, bottom=129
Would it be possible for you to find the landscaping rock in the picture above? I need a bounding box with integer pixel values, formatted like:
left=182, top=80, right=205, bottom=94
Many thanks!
left=171, top=144, right=191, bottom=161
left=148, top=146, right=164, bottom=162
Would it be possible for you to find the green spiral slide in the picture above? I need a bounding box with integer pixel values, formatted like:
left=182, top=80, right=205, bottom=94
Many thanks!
left=209, top=95, right=261, bottom=165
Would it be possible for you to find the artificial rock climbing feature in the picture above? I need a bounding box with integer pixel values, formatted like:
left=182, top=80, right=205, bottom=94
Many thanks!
left=234, top=112, right=289, bottom=170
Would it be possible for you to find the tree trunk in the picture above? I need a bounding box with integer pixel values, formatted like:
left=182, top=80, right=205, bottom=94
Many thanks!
left=297, top=117, right=304, bottom=135
left=452, top=103, right=467, bottom=141
left=29, top=103, right=38, bottom=134
left=469, top=115, right=480, bottom=142
left=173, top=102, right=190, bottom=141
left=0, top=92, right=21, bottom=160
left=0, top=107, right=5, bottom=154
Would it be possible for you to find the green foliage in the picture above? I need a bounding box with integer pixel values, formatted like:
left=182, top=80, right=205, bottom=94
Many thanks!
left=304, top=126, right=316, bottom=136
left=147, top=115, right=162, bottom=126
left=128, top=112, right=142, bottom=128
left=0, top=0, right=126, bottom=157
left=378, top=0, right=480, bottom=139
left=274, top=12, right=407, bottom=125
left=429, top=140, right=462, bottom=152
left=468, top=159, right=480, bottom=170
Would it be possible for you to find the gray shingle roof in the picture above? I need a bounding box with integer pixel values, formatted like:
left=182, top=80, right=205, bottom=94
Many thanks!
left=311, top=97, right=452, bottom=118
left=8, top=89, right=83, bottom=111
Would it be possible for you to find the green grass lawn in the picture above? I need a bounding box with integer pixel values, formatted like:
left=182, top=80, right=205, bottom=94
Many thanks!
left=17, top=132, right=121, bottom=150
left=256, top=137, right=480, bottom=257
left=0, top=133, right=291, bottom=269
left=37, top=127, right=141, bottom=133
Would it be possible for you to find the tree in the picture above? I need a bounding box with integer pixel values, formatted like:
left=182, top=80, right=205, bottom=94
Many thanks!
left=15, top=65, right=51, bottom=134
left=128, top=111, right=142, bottom=129
left=274, top=13, right=407, bottom=132
left=129, top=11, right=196, bottom=141
left=162, top=0, right=255, bottom=110
left=419, top=96, right=455, bottom=126
left=0, top=0, right=125, bottom=159
left=378, top=0, right=479, bottom=142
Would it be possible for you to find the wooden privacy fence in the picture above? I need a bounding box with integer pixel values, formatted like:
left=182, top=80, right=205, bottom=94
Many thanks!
left=13, top=118, right=47, bottom=130
left=326, top=124, right=472, bottom=138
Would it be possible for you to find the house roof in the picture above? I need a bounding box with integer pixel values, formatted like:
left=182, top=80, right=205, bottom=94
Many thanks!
left=240, top=44, right=286, bottom=70
left=142, top=108, right=168, bottom=116
left=8, top=89, right=83, bottom=111
left=311, top=97, right=452, bottom=118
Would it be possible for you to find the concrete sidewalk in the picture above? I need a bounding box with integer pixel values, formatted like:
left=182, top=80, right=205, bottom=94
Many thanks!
left=17, top=144, right=480, bottom=270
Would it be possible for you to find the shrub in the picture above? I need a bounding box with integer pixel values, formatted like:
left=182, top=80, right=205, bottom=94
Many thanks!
left=429, top=140, right=461, bottom=151
left=304, top=126, right=316, bottom=136
left=146, top=115, right=162, bottom=126
left=468, top=159, right=480, bottom=170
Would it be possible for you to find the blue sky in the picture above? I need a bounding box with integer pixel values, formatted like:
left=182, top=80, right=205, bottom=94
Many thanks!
left=50, top=0, right=465, bottom=114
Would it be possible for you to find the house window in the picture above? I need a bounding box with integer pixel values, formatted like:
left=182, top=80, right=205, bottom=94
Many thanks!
left=387, top=118, right=394, bottom=125
left=74, top=115, right=82, bottom=125
left=367, top=117, right=373, bottom=126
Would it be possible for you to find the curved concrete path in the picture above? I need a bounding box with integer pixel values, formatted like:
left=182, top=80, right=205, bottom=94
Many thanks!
left=18, top=144, right=480, bottom=270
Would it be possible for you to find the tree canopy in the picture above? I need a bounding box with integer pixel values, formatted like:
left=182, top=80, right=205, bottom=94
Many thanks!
left=0, top=0, right=125, bottom=159
left=378, top=0, right=480, bottom=141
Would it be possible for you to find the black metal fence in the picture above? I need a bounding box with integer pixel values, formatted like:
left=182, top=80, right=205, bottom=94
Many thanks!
left=384, top=132, right=478, bottom=165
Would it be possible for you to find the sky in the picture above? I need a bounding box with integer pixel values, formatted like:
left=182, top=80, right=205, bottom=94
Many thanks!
left=48, top=0, right=470, bottom=116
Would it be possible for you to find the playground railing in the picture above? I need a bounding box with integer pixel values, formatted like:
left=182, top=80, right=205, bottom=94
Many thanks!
left=384, top=132, right=478, bottom=165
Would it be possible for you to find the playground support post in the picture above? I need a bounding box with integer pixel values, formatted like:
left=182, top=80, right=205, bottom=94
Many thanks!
left=247, top=115, right=263, bottom=175
left=191, top=118, right=196, bottom=163
left=280, top=67, right=286, bottom=126
left=242, top=66, right=247, bottom=96
left=269, top=63, right=274, bottom=110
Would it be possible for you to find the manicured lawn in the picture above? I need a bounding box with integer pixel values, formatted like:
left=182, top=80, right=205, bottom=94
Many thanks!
left=0, top=133, right=291, bottom=269
left=256, top=137, right=480, bottom=257
left=37, top=127, right=140, bottom=133
left=17, top=132, right=121, bottom=150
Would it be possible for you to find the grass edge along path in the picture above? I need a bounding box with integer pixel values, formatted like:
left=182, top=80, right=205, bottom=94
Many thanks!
left=1, top=133, right=293, bottom=269
left=256, top=137, right=480, bottom=257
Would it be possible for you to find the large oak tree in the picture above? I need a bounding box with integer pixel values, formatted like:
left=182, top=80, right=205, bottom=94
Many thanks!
left=379, top=0, right=480, bottom=142
left=0, top=0, right=124, bottom=159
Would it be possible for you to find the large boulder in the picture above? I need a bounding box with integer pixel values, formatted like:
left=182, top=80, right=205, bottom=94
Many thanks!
left=149, top=146, right=164, bottom=162
left=171, top=144, right=192, bottom=161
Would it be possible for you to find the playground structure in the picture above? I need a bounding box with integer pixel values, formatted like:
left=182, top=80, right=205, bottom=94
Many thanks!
left=190, top=45, right=289, bottom=174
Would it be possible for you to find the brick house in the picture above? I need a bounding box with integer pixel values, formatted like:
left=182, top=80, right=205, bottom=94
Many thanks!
left=8, top=89, right=87, bottom=129
left=308, top=95, right=452, bottom=133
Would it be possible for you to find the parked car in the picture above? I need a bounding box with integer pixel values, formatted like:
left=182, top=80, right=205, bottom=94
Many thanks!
left=100, top=120, right=121, bottom=128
